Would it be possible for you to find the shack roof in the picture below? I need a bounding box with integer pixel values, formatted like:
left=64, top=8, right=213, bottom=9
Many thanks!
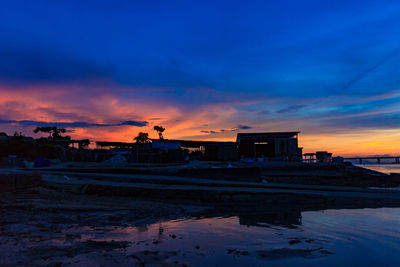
left=151, top=139, right=236, bottom=148
left=237, top=132, right=300, bottom=142
left=96, top=139, right=236, bottom=149
left=96, top=141, right=136, bottom=148
left=36, top=138, right=89, bottom=144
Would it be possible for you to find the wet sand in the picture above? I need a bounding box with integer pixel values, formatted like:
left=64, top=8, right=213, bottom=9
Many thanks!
left=2, top=186, right=400, bottom=266
left=0, top=188, right=200, bottom=266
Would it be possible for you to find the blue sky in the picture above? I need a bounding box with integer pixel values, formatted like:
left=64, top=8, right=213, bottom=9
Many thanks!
left=0, top=0, right=400, bottom=155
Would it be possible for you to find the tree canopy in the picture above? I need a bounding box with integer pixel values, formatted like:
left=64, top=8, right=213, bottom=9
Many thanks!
left=33, top=126, right=70, bottom=140
left=153, top=125, right=165, bottom=140
left=134, top=132, right=150, bottom=143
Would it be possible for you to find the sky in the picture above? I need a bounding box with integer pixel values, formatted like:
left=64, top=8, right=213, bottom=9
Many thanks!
left=1, top=0, right=400, bottom=156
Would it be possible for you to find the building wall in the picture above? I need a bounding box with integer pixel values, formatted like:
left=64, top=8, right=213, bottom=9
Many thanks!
left=238, top=140, right=276, bottom=158
left=288, top=139, right=299, bottom=158
left=238, top=137, right=300, bottom=160
left=204, top=143, right=238, bottom=161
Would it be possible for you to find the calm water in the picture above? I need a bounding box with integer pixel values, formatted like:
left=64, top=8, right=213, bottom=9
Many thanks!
left=76, top=207, right=400, bottom=266
left=355, top=164, right=400, bottom=174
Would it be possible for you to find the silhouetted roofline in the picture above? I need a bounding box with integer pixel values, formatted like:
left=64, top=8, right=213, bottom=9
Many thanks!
left=96, top=141, right=136, bottom=147
left=236, top=132, right=300, bottom=142
left=151, top=139, right=236, bottom=148
left=36, top=138, right=89, bottom=144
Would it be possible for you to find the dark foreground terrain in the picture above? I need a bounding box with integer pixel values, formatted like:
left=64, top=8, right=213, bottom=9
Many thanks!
left=0, top=188, right=199, bottom=266
left=2, top=185, right=400, bottom=266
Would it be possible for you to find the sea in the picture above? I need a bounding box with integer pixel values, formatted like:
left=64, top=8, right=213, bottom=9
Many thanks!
left=87, top=162, right=400, bottom=265
left=85, top=207, right=400, bottom=266
left=354, top=164, right=400, bottom=174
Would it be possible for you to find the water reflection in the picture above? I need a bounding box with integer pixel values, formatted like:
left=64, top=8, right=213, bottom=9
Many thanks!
left=93, top=205, right=400, bottom=266
left=356, top=164, right=400, bottom=174
left=4, top=192, right=400, bottom=266
left=191, top=198, right=400, bottom=231
left=238, top=209, right=302, bottom=228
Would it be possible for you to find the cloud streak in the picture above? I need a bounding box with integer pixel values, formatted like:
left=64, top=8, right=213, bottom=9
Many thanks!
left=201, top=125, right=253, bottom=134
left=340, top=49, right=400, bottom=92
left=0, top=119, right=148, bottom=128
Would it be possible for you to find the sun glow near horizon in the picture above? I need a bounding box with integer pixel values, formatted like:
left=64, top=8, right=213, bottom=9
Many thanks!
left=0, top=85, right=399, bottom=157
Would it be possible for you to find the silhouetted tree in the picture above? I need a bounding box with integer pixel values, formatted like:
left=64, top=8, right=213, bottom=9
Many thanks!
left=153, top=125, right=165, bottom=140
left=79, top=139, right=90, bottom=149
left=33, top=126, right=70, bottom=140
left=134, top=132, right=150, bottom=143
left=133, top=132, right=150, bottom=162
left=0, top=132, right=7, bottom=137
left=13, top=131, right=24, bottom=137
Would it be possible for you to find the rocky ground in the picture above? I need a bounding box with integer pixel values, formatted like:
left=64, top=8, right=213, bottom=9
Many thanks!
left=0, top=188, right=204, bottom=266
left=2, top=184, right=398, bottom=266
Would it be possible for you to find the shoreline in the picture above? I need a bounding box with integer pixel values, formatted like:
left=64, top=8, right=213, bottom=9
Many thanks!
left=2, top=186, right=400, bottom=266
left=3, top=165, right=400, bottom=266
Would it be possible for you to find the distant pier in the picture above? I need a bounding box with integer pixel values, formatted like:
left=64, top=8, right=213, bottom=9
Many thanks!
left=344, top=156, right=400, bottom=164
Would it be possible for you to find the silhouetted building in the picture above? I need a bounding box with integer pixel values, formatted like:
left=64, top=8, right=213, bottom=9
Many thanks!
left=316, top=151, right=332, bottom=163
left=96, top=141, right=136, bottom=150
left=303, top=153, right=317, bottom=163
left=203, top=142, right=238, bottom=161
left=303, top=151, right=333, bottom=163
left=237, top=132, right=302, bottom=161
left=161, top=140, right=238, bottom=161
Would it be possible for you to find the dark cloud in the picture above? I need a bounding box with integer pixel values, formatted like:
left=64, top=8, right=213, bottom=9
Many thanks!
left=228, top=125, right=253, bottom=131
left=0, top=119, right=148, bottom=128
left=120, top=121, right=149, bottom=127
left=236, top=124, right=252, bottom=130
left=0, top=45, right=209, bottom=89
left=202, top=125, right=252, bottom=134
left=0, top=47, right=110, bottom=84
left=277, top=105, right=306, bottom=114
left=200, top=130, right=217, bottom=134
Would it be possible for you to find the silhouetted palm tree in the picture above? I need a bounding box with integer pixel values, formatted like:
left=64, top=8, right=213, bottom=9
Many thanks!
left=153, top=125, right=165, bottom=140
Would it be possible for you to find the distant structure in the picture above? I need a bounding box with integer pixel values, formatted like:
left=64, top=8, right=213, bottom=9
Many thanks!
left=304, top=151, right=333, bottom=163
left=36, top=138, right=90, bottom=149
left=236, top=132, right=302, bottom=161
left=96, top=141, right=137, bottom=150
left=96, top=132, right=303, bottom=162
left=96, top=139, right=238, bottom=162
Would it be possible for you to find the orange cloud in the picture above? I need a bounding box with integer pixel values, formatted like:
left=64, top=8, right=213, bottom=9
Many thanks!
left=1, top=84, right=400, bottom=157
